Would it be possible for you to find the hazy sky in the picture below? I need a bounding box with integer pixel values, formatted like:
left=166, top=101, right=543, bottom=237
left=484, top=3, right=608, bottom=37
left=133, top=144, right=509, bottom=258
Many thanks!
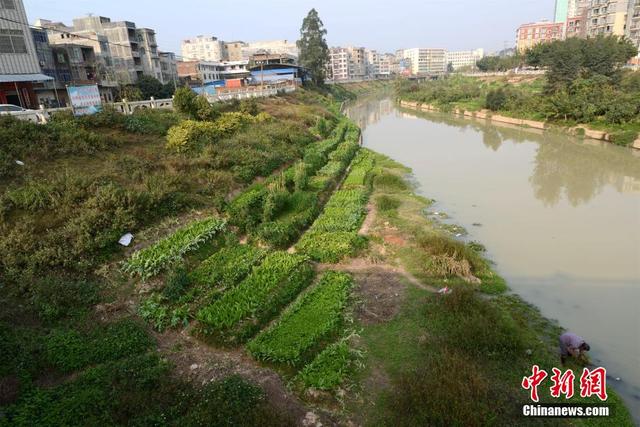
left=25, top=0, right=555, bottom=56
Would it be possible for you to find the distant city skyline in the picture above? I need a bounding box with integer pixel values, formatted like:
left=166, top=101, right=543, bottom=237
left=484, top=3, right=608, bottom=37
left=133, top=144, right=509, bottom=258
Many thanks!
left=24, top=0, right=555, bottom=56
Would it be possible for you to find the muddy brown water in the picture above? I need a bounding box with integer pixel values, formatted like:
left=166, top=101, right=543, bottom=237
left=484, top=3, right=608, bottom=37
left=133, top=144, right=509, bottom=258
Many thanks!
left=345, top=96, right=640, bottom=421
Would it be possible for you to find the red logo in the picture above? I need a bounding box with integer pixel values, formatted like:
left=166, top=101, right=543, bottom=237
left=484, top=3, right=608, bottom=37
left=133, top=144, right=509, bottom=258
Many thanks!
left=550, top=368, right=575, bottom=399
left=580, top=367, right=608, bottom=401
left=522, top=365, right=548, bottom=402
left=522, top=366, right=608, bottom=402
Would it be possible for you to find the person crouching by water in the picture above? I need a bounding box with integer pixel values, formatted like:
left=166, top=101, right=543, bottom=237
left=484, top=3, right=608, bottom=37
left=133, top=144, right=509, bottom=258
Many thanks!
left=560, top=332, right=590, bottom=365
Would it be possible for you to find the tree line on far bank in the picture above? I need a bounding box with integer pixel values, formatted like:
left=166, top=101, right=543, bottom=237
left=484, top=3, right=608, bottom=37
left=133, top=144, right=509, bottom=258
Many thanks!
left=399, top=35, right=640, bottom=146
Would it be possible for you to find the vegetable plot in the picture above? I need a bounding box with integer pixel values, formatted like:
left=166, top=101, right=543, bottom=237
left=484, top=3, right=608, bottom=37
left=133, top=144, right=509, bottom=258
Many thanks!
left=295, top=340, right=355, bottom=390
left=247, top=271, right=352, bottom=365
left=196, top=252, right=314, bottom=342
left=123, top=218, right=226, bottom=279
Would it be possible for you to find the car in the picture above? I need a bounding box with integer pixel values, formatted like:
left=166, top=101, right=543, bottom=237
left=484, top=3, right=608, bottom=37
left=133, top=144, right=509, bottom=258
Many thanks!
left=0, top=104, right=40, bottom=113
left=0, top=104, right=49, bottom=123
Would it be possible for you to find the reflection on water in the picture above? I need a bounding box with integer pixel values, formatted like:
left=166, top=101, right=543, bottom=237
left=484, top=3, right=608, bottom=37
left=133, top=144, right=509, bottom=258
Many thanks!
left=345, top=96, right=640, bottom=420
left=346, top=98, right=640, bottom=208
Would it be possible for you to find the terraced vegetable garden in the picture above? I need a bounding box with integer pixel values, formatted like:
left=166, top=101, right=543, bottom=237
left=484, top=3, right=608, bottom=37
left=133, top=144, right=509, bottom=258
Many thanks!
left=296, top=149, right=375, bottom=263
left=247, top=271, right=352, bottom=365
left=125, top=116, right=374, bottom=395
left=123, top=217, right=227, bottom=279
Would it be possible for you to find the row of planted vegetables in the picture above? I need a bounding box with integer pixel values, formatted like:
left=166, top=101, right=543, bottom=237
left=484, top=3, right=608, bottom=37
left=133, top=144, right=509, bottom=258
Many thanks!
left=122, top=118, right=375, bottom=391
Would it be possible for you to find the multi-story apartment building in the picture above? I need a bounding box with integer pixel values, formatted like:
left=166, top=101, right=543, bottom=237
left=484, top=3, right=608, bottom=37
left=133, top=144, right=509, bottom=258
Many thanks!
left=328, top=47, right=349, bottom=81
left=159, top=51, right=178, bottom=86
left=346, top=46, right=367, bottom=79
left=71, top=16, right=146, bottom=84
left=446, top=48, right=485, bottom=70
left=586, top=0, right=629, bottom=36
left=0, top=0, right=52, bottom=107
left=366, top=49, right=380, bottom=77
left=137, top=28, right=162, bottom=82
left=182, top=35, right=227, bottom=62
left=224, top=41, right=246, bottom=61
left=516, top=21, right=565, bottom=52
left=401, top=48, right=447, bottom=75
left=378, top=53, right=394, bottom=76
left=626, top=0, right=640, bottom=65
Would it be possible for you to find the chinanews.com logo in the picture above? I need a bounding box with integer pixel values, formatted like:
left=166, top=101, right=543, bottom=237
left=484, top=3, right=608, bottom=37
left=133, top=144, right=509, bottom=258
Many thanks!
left=520, top=365, right=611, bottom=418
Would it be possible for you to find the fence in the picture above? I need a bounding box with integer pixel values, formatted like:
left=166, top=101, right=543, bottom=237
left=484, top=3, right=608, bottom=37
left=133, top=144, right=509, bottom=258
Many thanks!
left=1, top=85, right=296, bottom=124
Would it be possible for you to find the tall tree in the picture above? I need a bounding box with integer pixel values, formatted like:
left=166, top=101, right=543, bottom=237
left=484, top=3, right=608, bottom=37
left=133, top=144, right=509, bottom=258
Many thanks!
left=297, top=9, right=329, bottom=86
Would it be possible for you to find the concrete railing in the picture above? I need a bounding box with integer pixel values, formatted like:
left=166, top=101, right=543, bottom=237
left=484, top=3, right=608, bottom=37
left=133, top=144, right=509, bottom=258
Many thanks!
left=2, top=84, right=295, bottom=124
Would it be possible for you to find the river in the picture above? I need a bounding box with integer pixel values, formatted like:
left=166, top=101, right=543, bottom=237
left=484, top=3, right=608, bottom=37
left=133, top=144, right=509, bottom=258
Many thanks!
left=345, top=96, right=640, bottom=420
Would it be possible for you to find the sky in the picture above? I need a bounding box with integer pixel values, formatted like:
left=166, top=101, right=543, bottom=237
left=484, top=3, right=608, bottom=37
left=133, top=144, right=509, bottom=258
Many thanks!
left=24, top=0, right=556, bottom=56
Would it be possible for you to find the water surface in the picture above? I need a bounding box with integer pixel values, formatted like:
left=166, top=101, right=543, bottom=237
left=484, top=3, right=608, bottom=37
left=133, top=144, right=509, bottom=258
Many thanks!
left=346, top=97, right=640, bottom=419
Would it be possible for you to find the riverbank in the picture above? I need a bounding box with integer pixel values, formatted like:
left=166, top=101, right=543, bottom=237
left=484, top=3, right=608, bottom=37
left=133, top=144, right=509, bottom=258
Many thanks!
left=339, top=150, right=633, bottom=426
left=399, top=99, right=640, bottom=150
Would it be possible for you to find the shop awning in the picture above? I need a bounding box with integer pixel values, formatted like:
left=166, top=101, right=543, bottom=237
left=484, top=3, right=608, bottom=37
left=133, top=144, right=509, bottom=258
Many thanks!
left=0, top=74, right=54, bottom=83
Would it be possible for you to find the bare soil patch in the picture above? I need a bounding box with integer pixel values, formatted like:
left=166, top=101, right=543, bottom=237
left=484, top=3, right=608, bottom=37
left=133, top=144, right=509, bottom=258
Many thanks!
left=154, top=328, right=335, bottom=426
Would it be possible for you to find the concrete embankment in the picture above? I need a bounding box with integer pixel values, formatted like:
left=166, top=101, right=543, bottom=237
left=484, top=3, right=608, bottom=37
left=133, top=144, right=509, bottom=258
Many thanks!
left=398, top=100, right=640, bottom=150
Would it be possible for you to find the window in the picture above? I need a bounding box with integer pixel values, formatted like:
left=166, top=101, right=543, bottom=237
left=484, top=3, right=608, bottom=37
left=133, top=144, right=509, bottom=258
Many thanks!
left=0, top=0, right=16, bottom=9
left=0, top=29, right=27, bottom=54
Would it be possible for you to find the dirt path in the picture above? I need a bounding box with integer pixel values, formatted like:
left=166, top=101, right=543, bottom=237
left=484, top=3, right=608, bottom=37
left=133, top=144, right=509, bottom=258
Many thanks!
left=358, top=201, right=376, bottom=236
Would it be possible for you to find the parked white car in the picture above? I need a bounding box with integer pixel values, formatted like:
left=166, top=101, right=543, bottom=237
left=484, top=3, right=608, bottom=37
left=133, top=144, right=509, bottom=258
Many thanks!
left=0, top=104, right=48, bottom=123
left=0, top=104, right=34, bottom=113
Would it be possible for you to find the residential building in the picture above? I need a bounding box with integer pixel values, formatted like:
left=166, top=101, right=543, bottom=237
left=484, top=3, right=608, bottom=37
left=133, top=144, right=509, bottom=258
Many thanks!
left=401, top=48, right=447, bottom=75
left=378, top=53, right=394, bottom=77
left=627, top=0, right=640, bottom=65
left=556, top=0, right=571, bottom=22
left=137, top=28, right=162, bottom=82
left=0, top=0, right=52, bottom=107
left=346, top=46, right=367, bottom=79
left=181, top=35, right=226, bottom=62
left=71, top=15, right=151, bottom=84
left=224, top=41, right=246, bottom=61
left=366, top=49, right=380, bottom=77
left=328, top=47, right=349, bottom=81
left=516, top=21, right=565, bottom=52
left=446, top=48, right=485, bottom=71
left=159, top=51, right=178, bottom=86
left=586, top=0, right=629, bottom=36
left=36, top=18, right=115, bottom=83
left=177, top=60, right=249, bottom=84
left=241, top=40, right=298, bottom=60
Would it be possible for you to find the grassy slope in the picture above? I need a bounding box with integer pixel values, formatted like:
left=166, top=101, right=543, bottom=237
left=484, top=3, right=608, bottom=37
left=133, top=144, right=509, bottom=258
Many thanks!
left=0, top=90, right=337, bottom=426
left=349, top=151, right=633, bottom=426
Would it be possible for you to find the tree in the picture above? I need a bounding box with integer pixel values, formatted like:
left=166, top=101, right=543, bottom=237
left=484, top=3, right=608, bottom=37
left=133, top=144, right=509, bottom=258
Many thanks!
left=447, top=62, right=454, bottom=73
left=137, top=75, right=164, bottom=99
left=297, top=9, right=330, bottom=86
left=525, top=35, right=638, bottom=93
left=120, top=85, right=143, bottom=101
left=173, top=86, right=198, bottom=118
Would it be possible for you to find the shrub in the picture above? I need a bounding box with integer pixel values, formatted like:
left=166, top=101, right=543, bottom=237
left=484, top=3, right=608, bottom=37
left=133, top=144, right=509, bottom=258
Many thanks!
left=162, top=267, right=192, bottom=302
left=165, top=120, right=219, bottom=152
left=172, top=86, right=198, bottom=118
left=248, top=271, right=352, bottom=365
left=44, top=319, right=152, bottom=373
left=485, top=88, right=508, bottom=111
left=227, top=184, right=268, bottom=232
left=28, top=277, right=100, bottom=321
left=416, top=232, right=488, bottom=279
left=123, top=217, right=226, bottom=280
left=376, top=195, right=401, bottom=212
left=374, top=172, right=408, bottom=191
